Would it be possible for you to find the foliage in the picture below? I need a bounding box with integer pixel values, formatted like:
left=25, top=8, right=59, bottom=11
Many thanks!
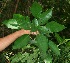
left=10, top=46, right=39, bottom=63
left=1, top=1, right=70, bottom=63
left=13, top=35, right=30, bottom=49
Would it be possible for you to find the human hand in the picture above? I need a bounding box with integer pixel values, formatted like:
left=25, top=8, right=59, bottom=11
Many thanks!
left=19, top=29, right=39, bottom=35
left=30, top=31, right=39, bottom=35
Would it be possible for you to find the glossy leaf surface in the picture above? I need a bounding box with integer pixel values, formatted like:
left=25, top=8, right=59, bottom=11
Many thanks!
left=30, top=18, right=39, bottom=32
left=16, top=16, right=31, bottom=30
left=3, top=19, right=20, bottom=29
left=38, top=26, right=52, bottom=34
left=32, top=18, right=39, bottom=27
left=38, top=9, right=52, bottom=25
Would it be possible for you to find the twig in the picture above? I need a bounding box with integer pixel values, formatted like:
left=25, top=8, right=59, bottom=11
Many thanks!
left=14, top=0, right=19, bottom=13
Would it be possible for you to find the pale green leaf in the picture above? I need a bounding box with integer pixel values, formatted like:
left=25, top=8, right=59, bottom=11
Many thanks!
left=3, top=19, right=20, bottom=29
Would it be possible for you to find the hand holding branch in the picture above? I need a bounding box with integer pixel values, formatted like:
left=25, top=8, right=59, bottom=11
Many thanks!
left=0, top=29, right=39, bottom=51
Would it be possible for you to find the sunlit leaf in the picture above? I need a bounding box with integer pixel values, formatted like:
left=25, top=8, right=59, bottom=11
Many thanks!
left=38, top=26, right=52, bottom=34
left=3, top=19, right=20, bottom=29
left=38, top=9, right=52, bottom=25
left=32, top=18, right=39, bottom=27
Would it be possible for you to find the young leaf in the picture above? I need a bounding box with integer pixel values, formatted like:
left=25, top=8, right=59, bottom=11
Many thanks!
left=30, top=2, right=42, bottom=18
left=35, top=34, right=48, bottom=59
left=13, top=35, right=30, bottom=49
left=46, top=21, right=65, bottom=32
left=3, top=19, right=20, bottom=29
left=49, top=40, right=60, bottom=55
left=38, top=9, right=52, bottom=25
left=55, top=33, right=64, bottom=44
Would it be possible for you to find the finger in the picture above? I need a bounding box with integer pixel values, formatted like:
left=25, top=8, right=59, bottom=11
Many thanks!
left=30, top=31, right=39, bottom=35
left=36, top=31, right=39, bottom=34
left=30, top=32, right=36, bottom=35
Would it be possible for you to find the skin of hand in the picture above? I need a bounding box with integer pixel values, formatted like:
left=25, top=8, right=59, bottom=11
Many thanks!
left=0, top=29, right=39, bottom=52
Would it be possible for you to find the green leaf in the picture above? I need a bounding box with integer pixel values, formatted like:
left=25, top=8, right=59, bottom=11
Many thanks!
left=32, top=18, right=39, bottom=27
left=30, top=2, right=42, bottom=18
left=30, top=18, right=39, bottom=32
left=20, top=16, right=31, bottom=30
left=10, top=53, right=23, bottom=63
left=35, top=34, right=48, bottom=59
left=38, top=9, right=52, bottom=25
left=55, top=33, right=64, bottom=44
left=30, top=23, right=38, bottom=32
left=66, top=41, right=70, bottom=47
left=3, top=14, right=28, bottom=30
left=13, top=14, right=31, bottom=30
left=44, top=54, right=52, bottom=63
left=13, top=35, right=30, bottom=49
left=3, top=14, right=31, bottom=30
left=46, top=21, right=65, bottom=32
left=25, top=16, right=31, bottom=22
left=3, top=19, right=20, bottom=29
left=38, top=26, right=52, bottom=34
left=30, top=21, right=38, bottom=32
left=49, top=40, right=60, bottom=55
left=13, top=14, right=25, bottom=21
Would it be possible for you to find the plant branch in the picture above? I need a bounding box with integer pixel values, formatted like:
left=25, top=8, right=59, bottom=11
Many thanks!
left=14, top=0, right=19, bottom=13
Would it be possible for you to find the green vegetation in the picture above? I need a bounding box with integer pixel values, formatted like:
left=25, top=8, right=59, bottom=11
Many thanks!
left=0, top=0, right=70, bottom=63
